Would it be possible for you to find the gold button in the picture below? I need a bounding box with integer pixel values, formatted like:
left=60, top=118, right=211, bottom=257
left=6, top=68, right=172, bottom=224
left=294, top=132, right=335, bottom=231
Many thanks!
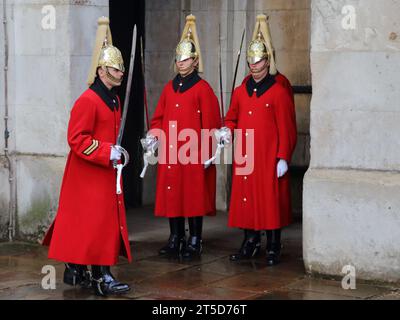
left=248, top=111, right=252, bottom=115
left=244, top=176, right=248, bottom=180
left=176, top=104, right=179, bottom=107
left=266, top=103, right=270, bottom=107
left=243, top=198, right=247, bottom=202
left=167, top=186, right=171, bottom=190
left=253, top=88, right=257, bottom=92
left=168, top=166, right=171, bottom=169
left=197, top=110, right=201, bottom=113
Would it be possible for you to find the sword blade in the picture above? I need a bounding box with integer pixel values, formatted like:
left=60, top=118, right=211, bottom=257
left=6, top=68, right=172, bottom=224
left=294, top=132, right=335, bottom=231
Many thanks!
left=230, top=28, right=245, bottom=104
left=117, top=24, right=137, bottom=146
left=218, top=23, right=225, bottom=126
left=140, top=36, right=150, bottom=132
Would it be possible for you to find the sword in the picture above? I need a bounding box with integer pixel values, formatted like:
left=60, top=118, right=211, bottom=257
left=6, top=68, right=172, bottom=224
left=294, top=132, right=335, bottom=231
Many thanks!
left=139, top=35, right=156, bottom=179
left=205, top=28, right=244, bottom=169
left=218, top=23, right=225, bottom=126
left=140, top=36, right=150, bottom=132
left=204, top=24, right=226, bottom=169
left=230, top=28, right=245, bottom=105
left=114, top=24, right=137, bottom=194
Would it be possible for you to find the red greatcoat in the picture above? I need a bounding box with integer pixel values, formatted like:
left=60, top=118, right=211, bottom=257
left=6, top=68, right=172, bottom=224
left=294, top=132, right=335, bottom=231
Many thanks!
left=274, top=73, right=294, bottom=102
left=225, top=74, right=297, bottom=230
left=150, top=73, right=221, bottom=218
left=42, top=85, right=132, bottom=265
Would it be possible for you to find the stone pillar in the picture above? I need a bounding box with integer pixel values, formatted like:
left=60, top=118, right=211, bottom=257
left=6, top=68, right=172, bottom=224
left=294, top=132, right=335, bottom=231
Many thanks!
left=304, top=0, right=400, bottom=282
left=0, top=0, right=109, bottom=240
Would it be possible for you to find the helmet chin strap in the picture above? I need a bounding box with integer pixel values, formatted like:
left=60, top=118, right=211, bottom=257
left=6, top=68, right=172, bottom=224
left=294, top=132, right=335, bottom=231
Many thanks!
left=103, top=66, right=123, bottom=86
left=178, top=59, right=198, bottom=77
left=250, top=59, right=269, bottom=79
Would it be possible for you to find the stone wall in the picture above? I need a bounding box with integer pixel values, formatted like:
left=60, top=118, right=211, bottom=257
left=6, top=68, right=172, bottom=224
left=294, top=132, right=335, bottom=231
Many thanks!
left=0, top=0, right=109, bottom=240
left=303, top=0, right=400, bottom=282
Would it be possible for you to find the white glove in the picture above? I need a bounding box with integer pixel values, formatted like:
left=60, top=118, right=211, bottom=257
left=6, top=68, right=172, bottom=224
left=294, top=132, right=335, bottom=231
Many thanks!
left=204, top=128, right=230, bottom=169
left=140, top=134, right=159, bottom=178
left=214, top=127, right=232, bottom=145
left=140, top=134, right=158, bottom=153
left=110, top=145, right=122, bottom=161
left=277, top=159, right=288, bottom=178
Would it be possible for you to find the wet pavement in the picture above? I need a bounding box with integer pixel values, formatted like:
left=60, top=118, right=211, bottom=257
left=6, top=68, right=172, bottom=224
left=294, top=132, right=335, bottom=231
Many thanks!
left=0, top=207, right=399, bottom=300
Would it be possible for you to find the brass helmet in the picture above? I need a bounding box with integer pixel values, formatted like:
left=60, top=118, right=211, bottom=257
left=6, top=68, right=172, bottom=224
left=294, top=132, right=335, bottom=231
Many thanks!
left=98, top=40, right=125, bottom=73
left=247, top=33, right=269, bottom=65
left=176, top=32, right=198, bottom=62
left=174, top=15, right=203, bottom=73
left=247, top=14, right=277, bottom=75
left=87, top=17, right=125, bottom=86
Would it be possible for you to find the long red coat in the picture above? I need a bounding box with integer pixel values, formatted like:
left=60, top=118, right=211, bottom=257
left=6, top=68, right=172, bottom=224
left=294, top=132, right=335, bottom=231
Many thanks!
left=275, top=73, right=294, bottom=102
left=42, top=88, right=132, bottom=266
left=225, top=74, right=297, bottom=230
left=150, top=76, right=221, bottom=218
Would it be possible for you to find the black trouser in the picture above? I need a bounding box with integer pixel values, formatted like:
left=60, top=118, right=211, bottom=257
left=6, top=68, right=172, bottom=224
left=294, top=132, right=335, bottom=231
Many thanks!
left=188, top=216, right=203, bottom=238
left=266, top=229, right=281, bottom=252
left=169, top=217, right=185, bottom=238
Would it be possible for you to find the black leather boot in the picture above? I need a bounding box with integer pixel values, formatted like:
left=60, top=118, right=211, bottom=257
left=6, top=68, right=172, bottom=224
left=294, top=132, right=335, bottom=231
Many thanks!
left=158, top=217, right=186, bottom=257
left=229, top=229, right=261, bottom=261
left=91, top=266, right=130, bottom=296
left=266, top=229, right=282, bottom=266
left=63, top=263, right=92, bottom=289
left=182, top=217, right=203, bottom=260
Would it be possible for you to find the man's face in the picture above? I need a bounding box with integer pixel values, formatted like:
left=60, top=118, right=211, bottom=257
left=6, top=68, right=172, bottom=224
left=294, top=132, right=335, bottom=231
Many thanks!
left=249, top=58, right=269, bottom=81
left=249, top=59, right=269, bottom=74
left=99, top=67, right=124, bottom=88
left=176, top=58, right=198, bottom=77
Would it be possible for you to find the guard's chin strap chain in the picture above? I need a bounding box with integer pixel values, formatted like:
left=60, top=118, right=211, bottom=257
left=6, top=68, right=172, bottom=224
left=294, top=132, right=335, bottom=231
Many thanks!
left=103, top=66, right=123, bottom=86
left=177, top=58, right=198, bottom=77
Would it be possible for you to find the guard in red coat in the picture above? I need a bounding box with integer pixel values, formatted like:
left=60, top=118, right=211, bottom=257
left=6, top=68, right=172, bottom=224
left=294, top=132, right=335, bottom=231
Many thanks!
left=218, top=14, right=297, bottom=265
left=143, top=15, right=221, bottom=260
left=42, top=17, right=131, bottom=295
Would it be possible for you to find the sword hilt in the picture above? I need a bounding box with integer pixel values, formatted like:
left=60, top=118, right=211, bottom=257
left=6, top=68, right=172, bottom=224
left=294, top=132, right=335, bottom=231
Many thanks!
left=113, top=145, right=130, bottom=168
left=113, top=145, right=130, bottom=194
